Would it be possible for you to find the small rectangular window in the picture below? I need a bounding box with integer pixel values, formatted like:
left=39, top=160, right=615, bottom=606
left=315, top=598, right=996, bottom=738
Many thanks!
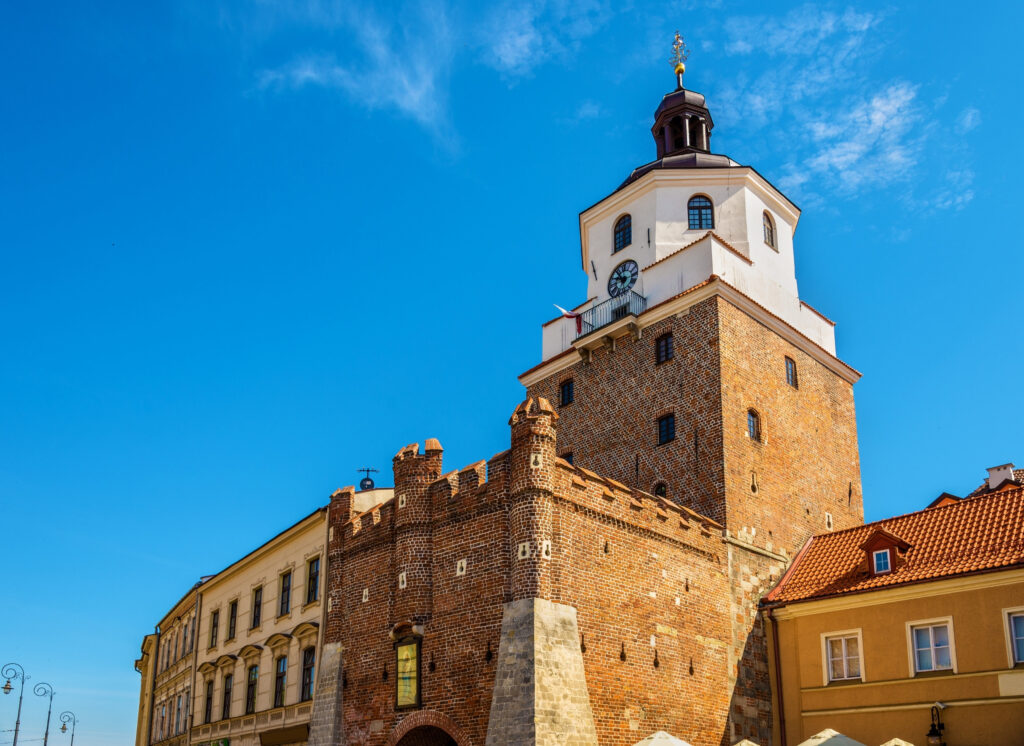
left=204, top=680, right=213, bottom=724
left=175, top=694, right=182, bottom=734
left=306, top=557, right=320, bottom=605
left=912, top=623, right=952, bottom=673
left=251, top=586, right=262, bottom=628
left=785, top=356, right=798, bottom=388
left=559, top=379, right=574, bottom=407
left=209, top=610, right=219, bottom=648
left=825, top=634, right=861, bottom=682
left=658, top=414, right=676, bottom=445
left=222, top=674, right=233, bottom=720
left=279, top=572, right=292, bottom=616
left=396, top=638, right=421, bottom=709
left=301, top=647, right=316, bottom=702
left=227, top=600, right=237, bottom=640
left=655, top=333, right=674, bottom=364
left=873, top=549, right=891, bottom=574
left=560, top=451, right=573, bottom=465
left=274, top=656, right=287, bottom=708
left=1008, top=612, right=1024, bottom=665
left=245, top=665, right=259, bottom=714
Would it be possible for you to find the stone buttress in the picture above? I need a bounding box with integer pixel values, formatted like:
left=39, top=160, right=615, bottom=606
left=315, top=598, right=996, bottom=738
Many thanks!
left=486, top=397, right=599, bottom=746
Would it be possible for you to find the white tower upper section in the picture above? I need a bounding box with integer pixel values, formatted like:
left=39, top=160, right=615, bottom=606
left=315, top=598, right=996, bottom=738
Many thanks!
left=525, top=69, right=852, bottom=385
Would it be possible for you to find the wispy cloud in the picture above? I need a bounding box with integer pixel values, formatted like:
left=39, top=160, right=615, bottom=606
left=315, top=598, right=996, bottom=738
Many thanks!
left=714, top=4, right=976, bottom=211
left=778, top=82, right=923, bottom=195
left=256, top=3, right=457, bottom=144
left=955, top=107, right=981, bottom=134
left=477, top=0, right=612, bottom=79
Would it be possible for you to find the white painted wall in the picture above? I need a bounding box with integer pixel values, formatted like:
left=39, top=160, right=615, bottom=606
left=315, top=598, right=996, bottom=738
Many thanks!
left=538, top=168, right=838, bottom=360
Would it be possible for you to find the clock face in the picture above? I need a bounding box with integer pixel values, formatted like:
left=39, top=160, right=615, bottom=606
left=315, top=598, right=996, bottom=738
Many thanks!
left=608, top=260, right=639, bottom=297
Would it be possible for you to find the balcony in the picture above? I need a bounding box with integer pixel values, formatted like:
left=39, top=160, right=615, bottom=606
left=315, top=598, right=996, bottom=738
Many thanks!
left=573, top=291, right=647, bottom=353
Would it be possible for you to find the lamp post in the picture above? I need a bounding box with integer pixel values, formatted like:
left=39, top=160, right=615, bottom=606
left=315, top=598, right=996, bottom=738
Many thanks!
left=34, top=682, right=56, bottom=746
left=59, top=711, right=78, bottom=746
left=2, top=662, right=29, bottom=746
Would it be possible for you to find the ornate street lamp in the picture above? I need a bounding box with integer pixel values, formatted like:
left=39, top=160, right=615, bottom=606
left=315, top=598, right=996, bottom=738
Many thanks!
left=59, top=711, right=78, bottom=746
left=1, top=662, right=29, bottom=746
left=926, top=704, right=946, bottom=746
left=34, top=682, right=56, bottom=746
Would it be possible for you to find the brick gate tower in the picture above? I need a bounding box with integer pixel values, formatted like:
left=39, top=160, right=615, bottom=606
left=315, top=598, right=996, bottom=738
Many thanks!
left=520, top=58, right=864, bottom=557
left=306, top=52, right=867, bottom=746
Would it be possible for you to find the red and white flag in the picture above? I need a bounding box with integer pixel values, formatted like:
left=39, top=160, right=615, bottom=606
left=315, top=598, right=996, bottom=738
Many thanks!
left=554, top=304, right=582, bottom=334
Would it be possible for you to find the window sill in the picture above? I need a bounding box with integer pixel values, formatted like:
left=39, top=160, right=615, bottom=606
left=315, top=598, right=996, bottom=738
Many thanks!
left=276, top=611, right=293, bottom=622
left=825, top=677, right=864, bottom=687
left=655, top=358, right=674, bottom=366
left=302, top=599, right=321, bottom=612
left=912, top=668, right=955, bottom=678
left=656, top=439, right=676, bottom=447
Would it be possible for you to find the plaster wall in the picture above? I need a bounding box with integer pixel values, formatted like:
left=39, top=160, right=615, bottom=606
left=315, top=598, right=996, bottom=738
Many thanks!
left=772, top=573, right=1024, bottom=746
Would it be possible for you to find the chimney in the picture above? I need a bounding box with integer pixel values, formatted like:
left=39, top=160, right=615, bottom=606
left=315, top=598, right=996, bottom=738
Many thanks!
left=986, top=463, right=1016, bottom=490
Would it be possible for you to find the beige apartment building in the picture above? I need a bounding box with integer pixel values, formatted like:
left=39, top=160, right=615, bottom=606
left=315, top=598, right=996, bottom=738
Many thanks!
left=135, top=486, right=393, bottom=746
left=134, top=583, right=202, bottom=746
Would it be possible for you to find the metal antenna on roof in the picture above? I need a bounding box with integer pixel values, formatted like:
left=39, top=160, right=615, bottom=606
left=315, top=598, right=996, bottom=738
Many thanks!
left=357, top=467, right=379, bottom=491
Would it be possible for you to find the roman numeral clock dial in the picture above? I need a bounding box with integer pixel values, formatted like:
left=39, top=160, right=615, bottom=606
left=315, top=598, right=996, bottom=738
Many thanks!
left=608, top=260, right=639, bottom=297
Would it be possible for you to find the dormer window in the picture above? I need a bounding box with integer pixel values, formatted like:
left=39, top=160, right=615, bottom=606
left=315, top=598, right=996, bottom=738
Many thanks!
left=872, top=549, right=891, bottom=574
left=613, top=215, right=632, bottom=253
left=688, top=196, right=714, bottom=230
left=763, top=211, right=776, bottom=249
left=860, top=528, right=910, bottom=577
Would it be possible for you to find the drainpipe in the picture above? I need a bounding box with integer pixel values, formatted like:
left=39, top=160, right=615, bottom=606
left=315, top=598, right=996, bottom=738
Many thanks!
left=766, top=607, right=787, bottom=746
left=149, top=625, right=161, bottom=746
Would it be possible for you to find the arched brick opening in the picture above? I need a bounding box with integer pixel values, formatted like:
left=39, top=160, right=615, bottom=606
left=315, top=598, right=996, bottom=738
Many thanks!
left=385, top=710, right=473, bottom=746
left=394, top=726, right=456, bottom=746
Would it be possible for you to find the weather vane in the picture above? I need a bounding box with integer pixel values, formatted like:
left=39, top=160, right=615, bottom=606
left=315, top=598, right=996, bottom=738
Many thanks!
left=670, top=31, right=689, bottom=89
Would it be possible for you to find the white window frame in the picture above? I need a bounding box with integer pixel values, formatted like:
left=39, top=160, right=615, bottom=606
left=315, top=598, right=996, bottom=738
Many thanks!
left=872, top=549, right=891, bottom=574
left=905, top=616, right=957, bottom=676
left=820, top=628, right=864, bottom=686
left=1003, top=606, right=1024, bottom=668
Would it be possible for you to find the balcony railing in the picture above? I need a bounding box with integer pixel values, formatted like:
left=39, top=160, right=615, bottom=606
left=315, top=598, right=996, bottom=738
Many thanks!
left=575, top=291, right=647, bottom=340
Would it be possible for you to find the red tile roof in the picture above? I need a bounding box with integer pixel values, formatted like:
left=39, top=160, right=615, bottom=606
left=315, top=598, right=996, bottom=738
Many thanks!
left=765, top=486, right=1024, bottom=604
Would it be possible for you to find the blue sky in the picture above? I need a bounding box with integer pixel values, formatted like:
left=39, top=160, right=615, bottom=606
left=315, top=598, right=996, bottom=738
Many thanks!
left=1, top=1, right=1021, bottom=743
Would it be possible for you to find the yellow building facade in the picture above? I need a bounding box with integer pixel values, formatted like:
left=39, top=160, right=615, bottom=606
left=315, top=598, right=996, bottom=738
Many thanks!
left=766, top=485, right=1024, bottom=746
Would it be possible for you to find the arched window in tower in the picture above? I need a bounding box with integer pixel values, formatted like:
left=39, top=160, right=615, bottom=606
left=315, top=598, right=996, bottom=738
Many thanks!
left=653, top=482, right=668, bottom=498
left=763, top=211, right=776, bottom=249
left=688, top=196, right=714, bottom=230
left=747, top=409, right=762, bottom=442
left=613, top=214, right=632, bottom=253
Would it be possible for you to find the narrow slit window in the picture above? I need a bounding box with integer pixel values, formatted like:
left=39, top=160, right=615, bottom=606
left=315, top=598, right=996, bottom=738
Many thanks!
left=306, top=557, right=320, bottom=605
left=763, top=211, right=776, bottom=248
left=274, top=656, right=287, bottom=708
left=785, top=357, right=798, bottom=388
left=747, top=410, right=761, bottom=442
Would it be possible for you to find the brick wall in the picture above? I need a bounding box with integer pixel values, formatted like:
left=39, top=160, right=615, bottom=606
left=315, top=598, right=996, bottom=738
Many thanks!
left=525, top=294, right=863, bottom=557
left=310, top=396, right=783, bottom=746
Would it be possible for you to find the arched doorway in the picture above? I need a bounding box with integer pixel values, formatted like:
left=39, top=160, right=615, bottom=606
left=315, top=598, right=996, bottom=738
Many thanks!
left=394, top=725, right=457, bottom=746
left=385, top=710, right=472, bottom=746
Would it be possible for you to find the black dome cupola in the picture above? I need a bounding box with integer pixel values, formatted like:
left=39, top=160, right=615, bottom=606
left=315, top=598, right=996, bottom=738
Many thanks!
left=652, top=88, right=713, bottom=158
left=618, top=34, right=739, bottom=189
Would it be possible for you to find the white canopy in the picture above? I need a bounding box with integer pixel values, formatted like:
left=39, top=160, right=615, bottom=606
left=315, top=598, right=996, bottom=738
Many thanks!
left=632, top=732, right=694, bottom=746
left=795, top=730, right=866, bottom=746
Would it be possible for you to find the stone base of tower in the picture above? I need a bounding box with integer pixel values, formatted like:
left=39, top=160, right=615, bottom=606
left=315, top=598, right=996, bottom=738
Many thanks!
left=308, top=642, right=345, bottom=746
left=486, top=598, right=598, bottom=746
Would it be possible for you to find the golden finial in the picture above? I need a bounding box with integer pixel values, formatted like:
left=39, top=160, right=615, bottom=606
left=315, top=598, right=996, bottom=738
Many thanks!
left=670, top=31, right=689, bottom=83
